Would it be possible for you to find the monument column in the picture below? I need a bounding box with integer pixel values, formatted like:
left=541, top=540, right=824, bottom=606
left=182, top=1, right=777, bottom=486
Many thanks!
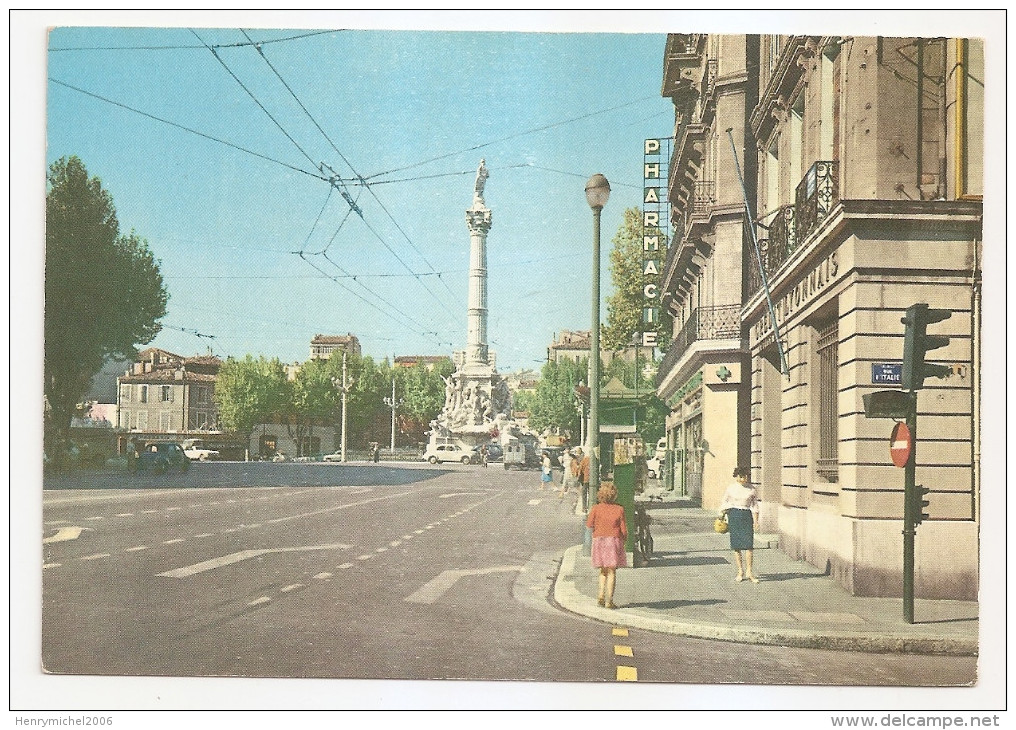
left=465, top=159, right=492, bottom=370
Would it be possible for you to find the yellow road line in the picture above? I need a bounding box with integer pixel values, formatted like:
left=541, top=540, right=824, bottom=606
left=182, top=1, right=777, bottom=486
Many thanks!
left=612, top=627, right=629, bottom=637
left=614, top=645, right=633, bottom=657
left=616, top=666, right=638, bottom=682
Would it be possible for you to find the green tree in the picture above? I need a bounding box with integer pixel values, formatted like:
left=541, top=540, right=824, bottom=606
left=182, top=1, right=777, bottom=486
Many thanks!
left=214, top=355, right=291, bottom=446
left=603, top=356, right=667, bottom=446
left=397, top=359, right=454, bottom=445
left=602, top=206, right=671, bottom=351
left=45, top=156, right=168, bottom=462
left=527, top=359, right=585, bottom=438
left=290, top=357, right=343, bottom=455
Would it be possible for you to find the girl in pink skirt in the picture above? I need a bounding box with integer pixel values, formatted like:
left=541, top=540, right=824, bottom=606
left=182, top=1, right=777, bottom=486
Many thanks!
left=586, top=482, right=627, bottom=609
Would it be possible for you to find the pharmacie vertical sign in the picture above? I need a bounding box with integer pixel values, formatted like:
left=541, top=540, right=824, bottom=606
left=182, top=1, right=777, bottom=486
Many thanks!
left=641, top=138, right=670, bottom=349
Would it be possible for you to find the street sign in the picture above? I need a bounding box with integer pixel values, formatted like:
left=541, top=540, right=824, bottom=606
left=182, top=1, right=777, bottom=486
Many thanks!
left=871, top=362, right=902, bottom=385
left=890, top=422, right=912, bottom=468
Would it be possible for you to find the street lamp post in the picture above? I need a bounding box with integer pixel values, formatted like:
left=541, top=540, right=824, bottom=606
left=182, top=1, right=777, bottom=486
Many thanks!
left=331, top=350, right=354, bottom=462
left=383, top=377, right=403, bottom=453
left=585, top=173, right=610, bottom=510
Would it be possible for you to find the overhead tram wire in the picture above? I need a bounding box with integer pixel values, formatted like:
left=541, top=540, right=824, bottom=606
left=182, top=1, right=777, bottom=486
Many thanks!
left=190, top=29, right=319, bottom=170
left=49, top=29, right=342, bottom=52
left=363, top=94, right=660, bottom=182
left=48, top=79, right=327, bottom=182
left=241, top=30, right=461, bottom=309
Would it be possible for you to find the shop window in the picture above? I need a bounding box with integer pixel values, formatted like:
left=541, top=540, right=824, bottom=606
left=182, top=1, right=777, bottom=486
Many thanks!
left=815, top=320, right=839, bottom=482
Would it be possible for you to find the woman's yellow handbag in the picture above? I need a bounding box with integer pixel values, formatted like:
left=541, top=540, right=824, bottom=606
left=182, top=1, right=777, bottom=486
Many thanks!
left=713, top=515, right=729, bottom=534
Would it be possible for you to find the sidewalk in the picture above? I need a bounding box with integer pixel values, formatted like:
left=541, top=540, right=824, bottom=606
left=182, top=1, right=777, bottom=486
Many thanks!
left=554, top=495, right=978, bottom=656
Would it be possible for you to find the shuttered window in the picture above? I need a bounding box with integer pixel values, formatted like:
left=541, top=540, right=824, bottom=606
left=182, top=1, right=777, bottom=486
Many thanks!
left=816, top=321, right=839, bottom=482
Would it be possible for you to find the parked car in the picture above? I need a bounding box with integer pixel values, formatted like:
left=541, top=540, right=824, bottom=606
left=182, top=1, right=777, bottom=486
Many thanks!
left=423, top=443, right=473, bottom=465
left=471, top=442, right=504, bottom=464
left=137, top=442, right=190, bottom=474
left=181, top=438, right=219, bottom=461
left=322, top=451, right=344, bottom=462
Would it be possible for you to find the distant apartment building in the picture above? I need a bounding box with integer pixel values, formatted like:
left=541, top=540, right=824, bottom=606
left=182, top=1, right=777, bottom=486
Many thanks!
left=547, top=329, right=655, bottom=368
left=117, top=348, right=221, bottom=433
left=309, top=334, right=361, bottom=360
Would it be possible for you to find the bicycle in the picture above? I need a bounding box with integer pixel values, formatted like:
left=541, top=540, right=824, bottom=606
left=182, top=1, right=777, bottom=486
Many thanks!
left=633, top=503, right=654, bottom=568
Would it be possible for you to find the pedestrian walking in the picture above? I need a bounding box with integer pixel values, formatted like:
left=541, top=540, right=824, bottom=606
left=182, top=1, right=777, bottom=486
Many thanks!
left=576, top=448, right=590, bottom=510
left=480, top=444, right=489, bottom=468
left=719, top=466, right=760, bottom=583
left=586, top=481, right=627, bottom=608
left=559, top=449, right=578, bottom=498
left=540, top=451, right=553, bottom=490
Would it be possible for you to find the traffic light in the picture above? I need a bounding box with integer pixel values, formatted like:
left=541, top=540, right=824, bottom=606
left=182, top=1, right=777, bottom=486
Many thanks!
left=901, top=304, right=952, bottom=390
left=908, top=483, right=931, bottom=527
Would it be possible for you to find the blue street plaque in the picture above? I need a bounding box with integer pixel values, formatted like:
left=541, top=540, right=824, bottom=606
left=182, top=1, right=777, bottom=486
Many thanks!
left=871, top=362, right=902, bottom=385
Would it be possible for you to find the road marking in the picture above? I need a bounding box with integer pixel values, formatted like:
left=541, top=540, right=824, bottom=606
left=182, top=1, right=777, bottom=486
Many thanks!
left=125, top=546, right=148, bottom=552
left=616, top=666, right=638, bottom=682
left=43, top=526, right=91, bottom=544
left=527, top=499, right=541, bottom=505
left=389, top=540, right=401, bottom=547
left=84, top=516, right=104, bottom=521
left=262, top=489, right=418, bottom=526
left=425, top=525, right=434, bottom=530
left=167, top=507, right=182, bottom=511
left=405, top=565, right=524, bottom=604
left=337, top=563, right=353, bottom=569
left=402, top=535, right=413, bottom=540
left=162, top=538, right=185, bottom=545
left=247, top=597, right=271, bottom=607
left=414, top=530, right=424, bottom=534
left=280, top=583, right=303, bottom=593
left=142, top=510, right=158, bottom=514
left=357, top=554, right=373, bottom=561
left=614, top=645, right=634, bottom=657
left=44, top=520, right=70, bottom=526
left=194, top=533, right=214, bottom=538
left=43, top=563, right=61, bottom=569
left=438, top=492, right=485, bottom=498
left=612, top=627, right=629, bottom=637
left=314, top=572, right=332, bottom=580
left=157, top=543, right=353, bottom=578
left=349, top=488, right=372, bottom=494
left=114, top=513, right=134, bottom=517
left=80, top=553, right=110, bottom=561
left=375, top=547, right=388, bottom=553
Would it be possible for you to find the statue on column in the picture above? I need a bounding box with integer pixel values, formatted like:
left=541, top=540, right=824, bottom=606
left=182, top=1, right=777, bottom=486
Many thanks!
left=473, top=158, right=489, bottom=207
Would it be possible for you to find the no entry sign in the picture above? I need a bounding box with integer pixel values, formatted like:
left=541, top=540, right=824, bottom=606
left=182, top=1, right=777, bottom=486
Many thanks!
left=890, top=422, right=912, bottom=468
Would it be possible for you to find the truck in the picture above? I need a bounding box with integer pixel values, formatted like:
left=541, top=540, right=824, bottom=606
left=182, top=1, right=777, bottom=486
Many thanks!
left=503, top=438, right=540, bottom=470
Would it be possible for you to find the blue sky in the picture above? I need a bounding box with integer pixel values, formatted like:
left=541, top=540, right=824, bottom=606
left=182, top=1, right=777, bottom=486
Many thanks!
left=46, top=25, right=673, bottom=372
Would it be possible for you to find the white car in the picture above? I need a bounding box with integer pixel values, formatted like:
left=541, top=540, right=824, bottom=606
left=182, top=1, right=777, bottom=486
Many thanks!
left=181, top=439, right=219, bottom=461
left=322, top=452, right=344, bottom=462
left=423, top=444, right=473, bottom=465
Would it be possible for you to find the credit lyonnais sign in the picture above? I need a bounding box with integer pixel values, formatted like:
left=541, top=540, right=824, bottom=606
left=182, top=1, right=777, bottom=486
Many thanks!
left=641, top=138, right=668, bottom=349
left=752, top=251, right=840, bottom=343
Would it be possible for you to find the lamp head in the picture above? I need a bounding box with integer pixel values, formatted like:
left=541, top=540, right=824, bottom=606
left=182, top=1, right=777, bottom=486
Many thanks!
left=585, top=173, right=611, bottom=210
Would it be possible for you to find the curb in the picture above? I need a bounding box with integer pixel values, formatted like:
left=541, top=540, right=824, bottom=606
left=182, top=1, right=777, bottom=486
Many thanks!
left=553, top=545, right=977, bottom=656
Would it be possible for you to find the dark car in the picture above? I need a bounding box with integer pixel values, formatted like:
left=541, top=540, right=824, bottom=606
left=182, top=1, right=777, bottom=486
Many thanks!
left=472, top=442, right=504, bottom=464
left=137, top=442, right=190, bottom=474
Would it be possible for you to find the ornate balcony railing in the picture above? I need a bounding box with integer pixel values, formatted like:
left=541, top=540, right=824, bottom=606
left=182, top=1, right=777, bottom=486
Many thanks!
left=655, top=304, right=742, bottom=388
left=692, top=180, right=715, bottom=217
left=795, top=160, right=838, bottom=242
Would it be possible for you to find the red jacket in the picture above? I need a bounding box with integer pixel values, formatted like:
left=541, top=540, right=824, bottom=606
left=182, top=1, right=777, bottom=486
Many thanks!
left=586, top=502, right=627, bottom=539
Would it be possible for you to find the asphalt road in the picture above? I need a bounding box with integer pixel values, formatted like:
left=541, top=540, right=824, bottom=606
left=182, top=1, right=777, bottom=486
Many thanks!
left=42, top=462, right=975, bottom=684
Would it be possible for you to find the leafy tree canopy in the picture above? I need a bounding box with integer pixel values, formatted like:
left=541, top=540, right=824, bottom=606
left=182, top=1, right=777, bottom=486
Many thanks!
left=214, top=355, right=290, bottom=437
left=45, top=156, right=168, bottom=459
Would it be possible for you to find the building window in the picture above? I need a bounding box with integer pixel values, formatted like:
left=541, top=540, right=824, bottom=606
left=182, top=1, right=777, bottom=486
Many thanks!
left=160, top=412, right=172, bottom=432
left=815, top=320, right=839, bottom=482
left=139, top=385, right=148, bottom=403
left=820, top=44, right=840, bottom=161
left=120, top=384, right=131, bottom=402
left=790, top=94, right=804, bottom=190
left=957, top=38, right=984, bottom=198
left=766, top=137, right=781, bottom=212
left=120, top=410, right=131, bottom=430
left=160, top=385, right=173, bottom=402
left=137, top=411, right=148, bottom=430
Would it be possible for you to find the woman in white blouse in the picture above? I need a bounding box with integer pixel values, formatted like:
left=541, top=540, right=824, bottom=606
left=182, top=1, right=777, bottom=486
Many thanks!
left=719, top=466, right=760, bottom=583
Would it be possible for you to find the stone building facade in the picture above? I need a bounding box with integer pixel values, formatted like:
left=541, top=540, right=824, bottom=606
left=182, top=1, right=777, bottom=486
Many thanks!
left=656, top=34, right=983, bottom=599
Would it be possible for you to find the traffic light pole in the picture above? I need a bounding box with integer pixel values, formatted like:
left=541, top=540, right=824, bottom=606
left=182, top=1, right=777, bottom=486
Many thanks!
left=902, top=391, right=918, bottom=624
